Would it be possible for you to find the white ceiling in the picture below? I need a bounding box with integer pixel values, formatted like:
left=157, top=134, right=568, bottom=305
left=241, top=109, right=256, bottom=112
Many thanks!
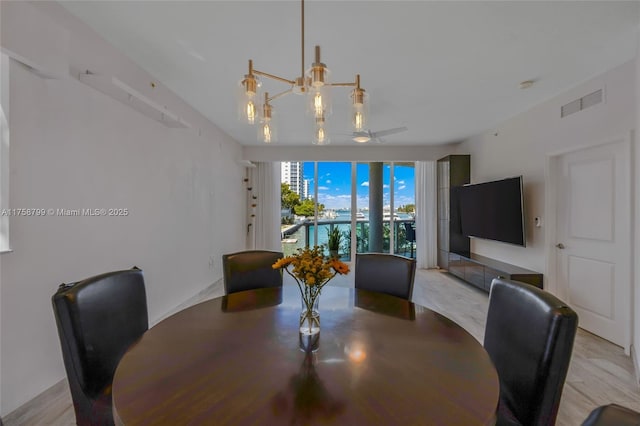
left=59, top=1, right=639, bottom=147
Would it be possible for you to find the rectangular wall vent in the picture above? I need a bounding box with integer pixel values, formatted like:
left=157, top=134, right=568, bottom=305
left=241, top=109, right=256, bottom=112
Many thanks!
left=561, top=89, right=603, bottom=118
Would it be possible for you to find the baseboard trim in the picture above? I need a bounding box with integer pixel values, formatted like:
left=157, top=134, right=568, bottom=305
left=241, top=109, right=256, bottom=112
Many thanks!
left=632, top=344, right=640, bottom=386
left=152, top=279, right=223, bottom=325
left=3, top=379, right=69, bottom=425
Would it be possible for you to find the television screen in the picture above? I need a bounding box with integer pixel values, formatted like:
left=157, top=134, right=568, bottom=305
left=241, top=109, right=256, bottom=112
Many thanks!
left=458, top=176, right=525, bottom=247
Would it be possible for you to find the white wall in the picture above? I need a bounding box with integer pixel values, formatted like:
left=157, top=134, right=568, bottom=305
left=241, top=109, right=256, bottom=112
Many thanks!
left=458, top=60, right=636, bottom=275
left=634, top=25, right=640, bottom=381
left=0, top=52, right=8, bottom=415
left=0, top=2, right=245, bottom=415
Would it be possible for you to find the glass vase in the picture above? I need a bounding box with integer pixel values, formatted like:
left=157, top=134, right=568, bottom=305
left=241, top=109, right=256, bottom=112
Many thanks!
left=300, top=294, right=320, bottom=336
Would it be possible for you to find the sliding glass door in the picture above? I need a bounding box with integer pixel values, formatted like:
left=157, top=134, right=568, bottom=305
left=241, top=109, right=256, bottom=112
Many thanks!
left=280, top=161, right=415, bottom=262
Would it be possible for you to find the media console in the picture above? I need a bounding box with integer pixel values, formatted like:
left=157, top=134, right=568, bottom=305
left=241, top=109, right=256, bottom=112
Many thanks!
left=447, top=252, right=543, bottom=292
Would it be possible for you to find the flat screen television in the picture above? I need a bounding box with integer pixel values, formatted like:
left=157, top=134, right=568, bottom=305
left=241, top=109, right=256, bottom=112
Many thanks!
left=458, top=176, right=526, bottom=247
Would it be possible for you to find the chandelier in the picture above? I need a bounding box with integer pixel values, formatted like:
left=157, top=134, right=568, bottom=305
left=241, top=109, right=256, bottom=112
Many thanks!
left=237, top=0, right=368, bottom=145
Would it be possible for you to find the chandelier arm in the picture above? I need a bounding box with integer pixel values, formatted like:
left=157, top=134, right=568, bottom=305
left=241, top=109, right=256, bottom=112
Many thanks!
left=253, top=69, right=296, bottom=85
left=328, top=82, right=358, bottom=87
left=267, top=89, right=293, bottom=103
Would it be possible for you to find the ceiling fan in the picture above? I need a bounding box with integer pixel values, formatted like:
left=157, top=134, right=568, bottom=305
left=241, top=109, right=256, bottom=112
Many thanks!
left=352, top=126, right=408, bottom=143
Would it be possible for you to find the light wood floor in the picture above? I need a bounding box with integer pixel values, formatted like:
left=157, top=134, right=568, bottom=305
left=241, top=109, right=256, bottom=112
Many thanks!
left=4, top=269, right=639, bottom=425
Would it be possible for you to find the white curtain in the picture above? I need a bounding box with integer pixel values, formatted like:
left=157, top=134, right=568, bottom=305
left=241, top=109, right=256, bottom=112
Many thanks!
left=250, top=162, right=281, bottom=251
left=415, top=161, right=438, bottom=269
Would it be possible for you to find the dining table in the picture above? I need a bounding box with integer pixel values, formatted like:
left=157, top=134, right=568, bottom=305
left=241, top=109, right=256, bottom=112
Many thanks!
left=112, top=285, right=499, bottom=425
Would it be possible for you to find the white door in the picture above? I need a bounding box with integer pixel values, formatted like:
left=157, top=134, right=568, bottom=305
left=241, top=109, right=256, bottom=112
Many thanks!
left=555, top=138, right=631, bottom=350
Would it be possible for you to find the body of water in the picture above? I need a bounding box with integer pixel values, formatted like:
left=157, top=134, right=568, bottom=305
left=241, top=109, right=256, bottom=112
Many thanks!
left=282, top=211, right=415, bottom=259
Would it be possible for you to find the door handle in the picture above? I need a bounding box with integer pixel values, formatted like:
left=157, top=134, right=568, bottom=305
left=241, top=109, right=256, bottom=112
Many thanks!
left=556, top=243, right=565, bottom=249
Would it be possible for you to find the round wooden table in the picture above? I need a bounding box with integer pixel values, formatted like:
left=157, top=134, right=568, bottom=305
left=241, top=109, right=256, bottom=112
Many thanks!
left=112, top=285, right=499, bottom=425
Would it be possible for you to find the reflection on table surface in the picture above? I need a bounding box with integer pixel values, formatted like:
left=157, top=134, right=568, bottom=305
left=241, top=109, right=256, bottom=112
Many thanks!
left=113, top=285, right=498, bottom=425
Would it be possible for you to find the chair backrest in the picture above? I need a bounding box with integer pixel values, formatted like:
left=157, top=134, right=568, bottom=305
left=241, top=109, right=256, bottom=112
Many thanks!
left=52, top=267, right=148, bottom=424
left=222, top=250, right=284, bottom=295
left=355, top=253, right=416, bottom=300
left=484, top=278, right=578, bottom=426
left=404, top=222, right=416, bottom=242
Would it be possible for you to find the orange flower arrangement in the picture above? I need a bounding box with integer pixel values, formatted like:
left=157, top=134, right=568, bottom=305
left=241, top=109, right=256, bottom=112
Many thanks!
left=273, top=246, right=350, bottom=334
left=272, top=246, right=349, bottom=288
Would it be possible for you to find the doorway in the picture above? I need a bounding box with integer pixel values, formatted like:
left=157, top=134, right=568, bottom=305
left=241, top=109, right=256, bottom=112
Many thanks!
left=548, top=135, right=631, bottom=351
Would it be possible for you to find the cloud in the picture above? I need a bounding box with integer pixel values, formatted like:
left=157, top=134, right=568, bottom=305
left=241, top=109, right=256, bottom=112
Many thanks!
left=361, top=181, right=369, bottom=187
left=399, top=185, right=406, bottom=190
left=396, top=195, right=414, bottom=205
left=325, top=179, right=332, bottom=184
left=318, top=186, right=330, bottom=190
left=383, top=184, right=390, bottom=189
left=397, top=180, right=405, bottom=185
left=318, top=193, right=351, bottom=209
left=356, top=195, right=369, bottom=205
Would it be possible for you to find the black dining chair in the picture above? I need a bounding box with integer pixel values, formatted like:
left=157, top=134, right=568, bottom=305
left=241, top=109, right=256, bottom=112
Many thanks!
left=403, top=222, right=416, bottom=258
left=222, top=250, right=284, bottom=295
left=484, top=278, right=578, bottom=426
left=52, top=267, right=148, bottom=426
left=355, top=253, right=416, bottom=300
left=582, top=404, right=640, bottom=426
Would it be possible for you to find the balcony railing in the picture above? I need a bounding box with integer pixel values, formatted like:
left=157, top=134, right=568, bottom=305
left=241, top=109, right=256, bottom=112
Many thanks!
left=282, top=218, right=416, bottom=261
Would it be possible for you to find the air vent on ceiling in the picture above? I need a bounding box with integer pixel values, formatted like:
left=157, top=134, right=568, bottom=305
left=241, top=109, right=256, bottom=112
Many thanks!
left=561, top=89, right=603, bottom=118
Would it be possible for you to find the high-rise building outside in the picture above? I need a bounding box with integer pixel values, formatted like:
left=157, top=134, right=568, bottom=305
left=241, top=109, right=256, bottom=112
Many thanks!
left=303, top=179, right=310, bottom=200
left=281, top=162, right=305, bottom=198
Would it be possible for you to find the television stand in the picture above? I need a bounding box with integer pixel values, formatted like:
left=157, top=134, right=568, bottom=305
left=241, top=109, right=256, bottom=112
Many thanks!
left=447, top=252, right=543, bottom=292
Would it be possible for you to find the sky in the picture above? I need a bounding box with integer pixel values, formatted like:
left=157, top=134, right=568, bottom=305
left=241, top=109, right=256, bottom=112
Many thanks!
left=302, top=162, right=415, bottom=210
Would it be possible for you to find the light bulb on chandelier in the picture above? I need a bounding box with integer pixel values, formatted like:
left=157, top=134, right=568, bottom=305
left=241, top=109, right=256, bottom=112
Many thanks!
left=246, top=101, right=256, bottom=125
left=350, top=75, right=368, bottom=132
left=261, top=122, right=273, bottom=143
left=312, top=115, right=330, bottom=145
left=237, top=61, right=261, bottom=125
left=258, top=93, right=276, bottom=144
left=308, top=85, right=332, bottom=119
